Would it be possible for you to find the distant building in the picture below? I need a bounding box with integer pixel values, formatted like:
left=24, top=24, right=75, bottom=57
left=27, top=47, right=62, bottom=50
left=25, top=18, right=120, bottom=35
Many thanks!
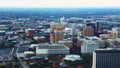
left=24, top=51, right=35, bottom=58
left=107, top=38, right=120, bottom=48
left=63, top=27, right=71, bottom=39
left=0, top=25, right=9, bottom=31
left=99, top=34, right=111, bottom=40
left=92, top=48, right=120, bottom=68
left=34, top=36, right=46, bottom=43
left=6, top=31, right=15, bottom=36
left=17, top=53, right=24, bottom=58
left=16, top=30, right=25, bottom=37
left=108, top=27, right=119, bottom=38
left=50, top=31, right=55, bottom=43
left=72, top=37, right=78, bottom=46
left=60, top=17, right=67, bottom=24
left=36, top=44, right=69, bottom=55
left=86, top=22, right=96, bottom=35
left=25, top=28, right=35, bottom=39
left=71, top=24, right=77, bottom=36
left=82, top=26, right=94, bottom=37
left=0, top=31, right=5, bottom=36
left=58, top=39, right=72, bottom=48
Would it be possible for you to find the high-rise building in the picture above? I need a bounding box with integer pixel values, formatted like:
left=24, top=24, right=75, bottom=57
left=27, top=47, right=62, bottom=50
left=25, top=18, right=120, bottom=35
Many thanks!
left=86, top=22, right=96, bottom=33
left=82, top=26, right=94, bottom=37
left=50, top=22, right=64, bottom=43
left=92, top=48, right=120, bottom=68
left=54, top=23, right=64, bottom=43
left=71, top=24, right=77, bottom=36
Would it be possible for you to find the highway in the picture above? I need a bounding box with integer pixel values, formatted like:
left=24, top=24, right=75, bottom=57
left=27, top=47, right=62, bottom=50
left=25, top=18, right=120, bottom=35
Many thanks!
left=11, top=41, right=30, bottom=68
left=0, top=39, right=30, bottom=68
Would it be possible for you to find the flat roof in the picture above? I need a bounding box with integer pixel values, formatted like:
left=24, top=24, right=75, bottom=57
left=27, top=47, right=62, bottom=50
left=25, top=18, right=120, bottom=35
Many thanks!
left=38, top=46, right=66, bottom=49
left=36, top=44, right=69, bottom=49
left=95, top=48, right=120, bottom=53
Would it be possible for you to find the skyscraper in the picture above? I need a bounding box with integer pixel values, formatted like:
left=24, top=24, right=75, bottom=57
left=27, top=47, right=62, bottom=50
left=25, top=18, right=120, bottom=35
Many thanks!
left=71, top=24, right=77, bottom=36
left=92, top=48, right=120, bottom=68
left=54, top=22, right=64, bottom=43
left=50, top=22, right=64, bottom=43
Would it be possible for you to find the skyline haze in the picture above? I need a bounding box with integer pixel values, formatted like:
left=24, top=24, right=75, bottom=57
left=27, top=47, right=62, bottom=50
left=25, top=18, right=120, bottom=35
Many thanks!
left=0, top=0, right=120, bottom=8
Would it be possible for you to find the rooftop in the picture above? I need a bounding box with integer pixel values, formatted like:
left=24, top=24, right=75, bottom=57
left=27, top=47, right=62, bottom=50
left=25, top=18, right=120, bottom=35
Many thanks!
left=95, top=48, right=120, bottom=53
left=51, top=22, right=63, bottom=25
left=63, top=54, right=82, bottom=61
left=36, top=44, right=69, bottom=50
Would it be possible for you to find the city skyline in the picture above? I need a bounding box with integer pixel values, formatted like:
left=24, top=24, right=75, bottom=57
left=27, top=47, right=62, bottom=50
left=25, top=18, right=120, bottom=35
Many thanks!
left=0, top=0, right=120, bottom=8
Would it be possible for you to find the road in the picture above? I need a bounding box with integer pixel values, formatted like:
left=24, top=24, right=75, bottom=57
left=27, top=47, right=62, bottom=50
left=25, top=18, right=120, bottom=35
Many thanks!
left=11, top=41, right=30, bottom=68
left=0, top=40, right=30, bottom=68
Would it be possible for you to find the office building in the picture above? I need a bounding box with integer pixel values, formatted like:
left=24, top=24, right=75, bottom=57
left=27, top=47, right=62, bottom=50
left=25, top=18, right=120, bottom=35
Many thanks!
left=86, top=22, right=96, bottom=35
left=107, top=38, right=120, bottom=48
left=81, top=36, right=100, bottom=53
left=50, top=22, right=64, bottom=43
left=36, top=44, right=69, bottom=55
left=54, top=23, right=64, bottom=43
left=71, top=24, right=77, bottom=36
left=58, top=39, right=72, bottom=48
left=92, top=48, right=120, bottom=68
left=0, top=25, right=9, bottom=31
left=25, top=28, right=35, bottom=39
left=82, top=26, right=94, bottom=37
left=108, top=27, right=119, bottom=38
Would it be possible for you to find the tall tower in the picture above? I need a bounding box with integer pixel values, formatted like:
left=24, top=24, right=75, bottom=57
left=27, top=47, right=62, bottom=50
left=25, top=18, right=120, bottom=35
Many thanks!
left=50, top=22, right=64, bottom=43
left=92, top=49, right=120, bottom=68
left=71, top=24, right=77, bottom=36
left=54, top=22, right=64, bottom=43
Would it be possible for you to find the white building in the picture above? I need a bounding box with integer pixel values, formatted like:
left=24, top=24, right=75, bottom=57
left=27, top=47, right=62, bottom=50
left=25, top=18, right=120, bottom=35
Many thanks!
left=36, top=44, right=69, bottom=55
left=107, top=38, right=120, bottom=48
left=17, top=53, right=24, bottom=58
left=71, top=24, right=77, bottom=36
left=81, top=36, right=100, bottom=53
left=63, top=54, right=82, bottom=61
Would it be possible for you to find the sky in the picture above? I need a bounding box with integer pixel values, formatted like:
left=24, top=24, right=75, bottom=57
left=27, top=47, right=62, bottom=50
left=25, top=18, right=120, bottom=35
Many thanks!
left=0, top=0, right=120, bottom=8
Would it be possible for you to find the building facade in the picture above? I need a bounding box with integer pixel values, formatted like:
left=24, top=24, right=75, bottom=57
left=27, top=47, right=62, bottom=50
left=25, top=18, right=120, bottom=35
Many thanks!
left=50, top=22, right=64, bottom=43
left=92, top=49, right=120, bottom=68
left=36, top=44, right=69, bottom=55
left=82, top=26, right=94, bottom=37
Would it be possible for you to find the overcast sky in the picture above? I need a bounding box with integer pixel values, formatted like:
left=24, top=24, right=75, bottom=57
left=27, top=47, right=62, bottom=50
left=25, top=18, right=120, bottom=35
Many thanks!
left=0, top=0, right=120, bottom=8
